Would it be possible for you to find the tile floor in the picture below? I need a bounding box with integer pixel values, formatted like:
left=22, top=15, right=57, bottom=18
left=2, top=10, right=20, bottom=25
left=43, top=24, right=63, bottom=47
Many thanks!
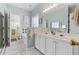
left=0, top=48, right=2, bottom=54
left=3, top=39, right=42, bottom=55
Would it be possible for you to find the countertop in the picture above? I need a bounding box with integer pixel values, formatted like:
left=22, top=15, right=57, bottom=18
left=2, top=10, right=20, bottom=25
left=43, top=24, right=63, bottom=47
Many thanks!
left=34, top=31, right=79, bottom=46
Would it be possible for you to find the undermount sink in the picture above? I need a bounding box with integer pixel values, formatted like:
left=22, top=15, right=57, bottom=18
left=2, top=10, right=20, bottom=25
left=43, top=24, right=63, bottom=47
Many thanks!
left=51, top=32, right=55, bottom=35
left=45, top=32, right=48, bottom=34
left=60, top=34, right=64, bottom=37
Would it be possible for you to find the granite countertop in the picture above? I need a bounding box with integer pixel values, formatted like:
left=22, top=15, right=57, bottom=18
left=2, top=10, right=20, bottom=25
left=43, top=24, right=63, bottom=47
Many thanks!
left=34, top=31, right=79, bottom=46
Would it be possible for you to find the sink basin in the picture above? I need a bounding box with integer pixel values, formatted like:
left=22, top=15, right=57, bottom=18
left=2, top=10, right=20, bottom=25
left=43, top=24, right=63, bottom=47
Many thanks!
left=60, top=34, right=64, bottom=37
left=50, top=31, right=55, bottom=35
left=45, top=32, right=48, bottom=34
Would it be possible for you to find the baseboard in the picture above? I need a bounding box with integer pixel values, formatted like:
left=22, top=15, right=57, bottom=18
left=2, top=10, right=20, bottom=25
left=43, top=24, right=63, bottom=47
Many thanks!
left=0, top=46, right=6, bottom=55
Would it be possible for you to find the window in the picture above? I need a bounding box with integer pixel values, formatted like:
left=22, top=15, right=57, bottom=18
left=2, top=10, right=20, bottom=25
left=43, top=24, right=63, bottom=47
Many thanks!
left=62, top=25, right=66, bottom=29
left=32, top=14, right=39, bottom=27
left=52, top=22, right=59, bottom=28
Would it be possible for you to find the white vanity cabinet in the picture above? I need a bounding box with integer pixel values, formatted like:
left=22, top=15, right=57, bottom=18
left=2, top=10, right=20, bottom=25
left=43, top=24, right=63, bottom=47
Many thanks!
left=35, top=35, right=46, bottom=54
left=39, top=35, right=46, bottom=54
left=55, top=39, right=73, bottom=55
left=73, top=46, right=79, bottom=55
left=35, top=33, right=74, bottom=55
left=46, top=37, right=55, bottom=55
left=35, top=35, right=40, bottom=50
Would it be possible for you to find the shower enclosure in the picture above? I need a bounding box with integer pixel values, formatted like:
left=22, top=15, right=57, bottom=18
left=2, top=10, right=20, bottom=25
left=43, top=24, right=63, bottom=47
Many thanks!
left=0, top=11, right=10, bottom=48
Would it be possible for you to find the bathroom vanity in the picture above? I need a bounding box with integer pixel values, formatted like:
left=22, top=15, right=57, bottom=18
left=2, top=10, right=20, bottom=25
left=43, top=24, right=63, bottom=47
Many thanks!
left=32, top=4, right=79, bottom=55
left=35, top=32, right=79, bottom=55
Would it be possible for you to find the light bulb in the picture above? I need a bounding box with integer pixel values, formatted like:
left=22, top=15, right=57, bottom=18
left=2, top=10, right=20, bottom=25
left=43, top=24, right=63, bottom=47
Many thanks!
left=43, top=4, right=58, bottom=13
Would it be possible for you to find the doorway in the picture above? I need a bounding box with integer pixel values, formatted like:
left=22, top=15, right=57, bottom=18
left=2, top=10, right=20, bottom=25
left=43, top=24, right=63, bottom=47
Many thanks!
left=10, top=13, right=22, bottom=43
left=9, top=13, right=30, bottom=48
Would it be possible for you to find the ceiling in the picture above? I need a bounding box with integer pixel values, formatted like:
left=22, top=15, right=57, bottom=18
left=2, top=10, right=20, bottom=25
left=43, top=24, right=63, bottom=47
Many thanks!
left=9, top=3, right=39, bottom=11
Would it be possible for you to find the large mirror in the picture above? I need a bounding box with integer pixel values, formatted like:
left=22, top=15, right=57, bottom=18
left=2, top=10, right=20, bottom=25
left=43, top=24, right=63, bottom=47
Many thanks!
left=41, top=4, right=68, bottom=33
left=41, top=4, right=79, bottom=34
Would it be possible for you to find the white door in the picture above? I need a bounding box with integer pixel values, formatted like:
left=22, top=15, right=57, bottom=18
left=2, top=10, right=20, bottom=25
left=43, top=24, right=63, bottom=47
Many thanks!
left=46, top=38, right=55, bottom=55
left=20, top=16, right=30, bottom=48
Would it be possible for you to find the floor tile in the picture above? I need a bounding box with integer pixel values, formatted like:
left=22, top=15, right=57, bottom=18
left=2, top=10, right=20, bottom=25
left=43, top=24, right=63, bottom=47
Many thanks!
left=4, top=39, right=42, bottom=55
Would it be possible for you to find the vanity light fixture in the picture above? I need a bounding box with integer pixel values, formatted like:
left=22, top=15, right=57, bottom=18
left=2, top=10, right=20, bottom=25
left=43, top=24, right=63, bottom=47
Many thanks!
left=43, top=4, right=58, bottom=13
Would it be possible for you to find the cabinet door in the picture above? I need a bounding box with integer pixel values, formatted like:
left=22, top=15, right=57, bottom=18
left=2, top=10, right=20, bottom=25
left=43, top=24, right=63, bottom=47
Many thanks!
left=56, top=40, right=72, bottom=55
left=35, top=35, right=40, bottom=50
left=39, top=36, right=46, bottom=54
left=46, top=38, right=55, bottom=55
left=73, top=46, right=79, bottom=55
